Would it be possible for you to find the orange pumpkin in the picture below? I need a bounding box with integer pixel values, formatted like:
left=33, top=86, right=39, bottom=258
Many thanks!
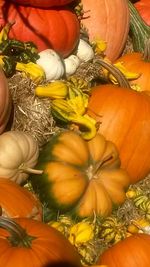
left=81, top=0, right=130, bottom=62
left=98, top=233, right=150, bottom=267
left=115, top=51, right=150, bottom=92
left=134, top=0, right=150, bottom=26
left=0, top=216, right=82, bottom=267
left=0, top=178, right=42, bottom=220
left=30, top=131, right=130, bottom=218
left=11, top=0, right=75, bottom=8
left=87, top=84, right=150, bottom=184
left=4, top=3, right=80, bottom=57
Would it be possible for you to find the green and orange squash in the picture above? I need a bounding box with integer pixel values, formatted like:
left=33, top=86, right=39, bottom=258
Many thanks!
left=30, top=130, right=130, bottom=218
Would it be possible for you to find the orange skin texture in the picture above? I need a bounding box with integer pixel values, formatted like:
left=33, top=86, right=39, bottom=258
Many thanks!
left=0, top=68, right=11, bottom=134
left=0, top=217, right=82, bottom=267
left=4, top=3, right=80, bottom=57
left=10, top=0, right=75, bottom=8
left=81, top=0, right=130, bottom=62
left=98, top=233, right=150, bottom=267
left=115, top=52, right=150, bottom=92
left=87, top=84, right=150, bottom=183
left=134, top=0, right=150, bottom=26
left=0, top=178, right=42, bottom=220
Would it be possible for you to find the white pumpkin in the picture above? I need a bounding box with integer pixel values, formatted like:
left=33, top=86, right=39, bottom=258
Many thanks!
left=64, top=55, right=80, bottom=76
left=0, top=131, right=41, bottom=184
left=76, top=39, right=94, bottom=62
left=36, top=49, right=65, bottom=81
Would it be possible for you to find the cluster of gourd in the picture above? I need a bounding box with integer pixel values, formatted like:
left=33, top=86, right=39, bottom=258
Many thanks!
left=1, top=0, right=150, bottom=266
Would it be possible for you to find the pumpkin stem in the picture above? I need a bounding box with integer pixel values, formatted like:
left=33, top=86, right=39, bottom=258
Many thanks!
left=23, top=167, right=43, bottom=175
left=143, top=39, right=150, bottom=61
left=0, top=216, right=35, bottom=248
left=19, top=165, right=43, bottom=175
left=128, top=0, right=150, bottom=53
left=94, top=58, right=131, bottom=88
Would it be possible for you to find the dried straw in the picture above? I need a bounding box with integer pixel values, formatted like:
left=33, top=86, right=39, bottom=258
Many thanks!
left=8, top=73, right=60, bottom=148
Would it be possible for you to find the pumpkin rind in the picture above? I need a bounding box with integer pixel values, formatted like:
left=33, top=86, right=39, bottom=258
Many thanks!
left=115, top=52, right=150, bottom=92
left=87, top=84, right=150, bottom=183
left=5, top=3, right=80, bottom=57
left=11, top=0, right=75, bottom=8
left=0, top=178, right=42, bottom=220
left=0, top=217, right=82, bottom=267
left=134, top=0, right=150, bottom=26
left=98, top=233, right=150, bottom=267
left=30, top=131, right=130, bottom=218
left=81, top=0, right=130, bottom=62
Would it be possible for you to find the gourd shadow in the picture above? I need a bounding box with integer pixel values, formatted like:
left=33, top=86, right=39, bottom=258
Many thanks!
left=43, top=262, right=79, bottom=267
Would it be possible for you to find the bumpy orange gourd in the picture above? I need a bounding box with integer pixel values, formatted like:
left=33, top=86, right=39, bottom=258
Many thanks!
left=4, top=3, right=80, bottom=57
left=30, top=131, right=130, bottom=218
left=87, top=84, right=150, bottom=184
left=0, top=216, right=82, bottom=267
left=0, top=68, right=11, bottom=134
left=81, top=0, right=130, bottom=62
left=98, top=233, right=150, bottom=267
left=0, top=178, right=42, bottom=220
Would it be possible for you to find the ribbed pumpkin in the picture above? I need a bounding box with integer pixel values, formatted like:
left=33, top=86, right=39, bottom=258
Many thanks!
left=30, top=131, right=130, bottom=218
left=11, top=0, right=75, bottom=8
left=80, top=0, right=130, bottom=62
left=0, top=178, right=42, bottom=220
left=4, top=3, right=80, bottom=57
left=0, top=68, right=11, bottom=134
left=0, top=131, right=41, bottom=184
left=0, top=216, right=82, bottom=267
left=87, top=84, right=150, bottom=184
left=98, top=233, right=150, bottom=267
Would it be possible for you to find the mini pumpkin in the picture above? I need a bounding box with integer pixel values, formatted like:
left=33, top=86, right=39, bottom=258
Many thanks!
left=0, top=178, right=42, bottom=220
left=5, top=3, right=80, bottom=57
left=30, top=131, right=130, bottom=218
left=0, top=216, right=82, bottom=267
left=87, top=84, right=150, bottom=183
left=0, top=131, right=41, bottom=184
left=0, top=67, right=11, bottom=134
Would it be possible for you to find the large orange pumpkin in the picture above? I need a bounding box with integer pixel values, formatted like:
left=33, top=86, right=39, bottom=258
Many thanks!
left=98, top=233, right=150, bottom=267
left=0, top=216, right=82, bottom=267
left=87, top=84, right=150, bottom=184
left=0, top=68, right=11, bottom=134
left=0, top=178, right=42, bottom=220
left=4, top=3, right=80, bottom=57
left=80, top=0, right=130, bottom=62
left=30, top=131, right=130, bottom=218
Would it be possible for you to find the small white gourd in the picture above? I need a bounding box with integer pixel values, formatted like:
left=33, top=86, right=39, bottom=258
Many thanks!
left=36, top=49, right=65, bottom=81
left=64, top=55, right=80, bottom=76
left=76, top=39, right=94, bottom=62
